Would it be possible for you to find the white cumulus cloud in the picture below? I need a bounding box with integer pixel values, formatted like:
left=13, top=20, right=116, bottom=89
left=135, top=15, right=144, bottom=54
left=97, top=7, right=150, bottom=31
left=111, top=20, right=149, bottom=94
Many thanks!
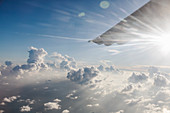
left=44, top=98, right=61, bottom=110
left=20, top=105, right=32, bottom=112
left=67, top=67, right=99, bottom=84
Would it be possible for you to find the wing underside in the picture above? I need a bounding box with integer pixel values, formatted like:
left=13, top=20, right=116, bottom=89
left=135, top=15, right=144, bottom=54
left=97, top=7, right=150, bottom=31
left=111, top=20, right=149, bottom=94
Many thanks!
left=91, top=0, right=170, bottom=46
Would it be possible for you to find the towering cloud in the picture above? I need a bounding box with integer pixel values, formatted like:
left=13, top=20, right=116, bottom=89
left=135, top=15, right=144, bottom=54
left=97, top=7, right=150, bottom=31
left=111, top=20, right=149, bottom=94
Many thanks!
left=14, top=47, right=48, bottom=71
left=27, top=46, right=47, bottom=64
left=0, top=47, right=48, bottom=77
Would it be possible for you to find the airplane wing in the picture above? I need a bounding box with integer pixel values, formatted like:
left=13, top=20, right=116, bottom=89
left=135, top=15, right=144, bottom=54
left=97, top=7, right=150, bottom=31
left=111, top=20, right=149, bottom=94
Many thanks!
left=91, top=0, right=170, bottom=46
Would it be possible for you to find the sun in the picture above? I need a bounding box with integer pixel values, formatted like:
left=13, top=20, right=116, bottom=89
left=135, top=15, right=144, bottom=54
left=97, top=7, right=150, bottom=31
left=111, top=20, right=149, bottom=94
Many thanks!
left=152, top=33, right=170, bottom=55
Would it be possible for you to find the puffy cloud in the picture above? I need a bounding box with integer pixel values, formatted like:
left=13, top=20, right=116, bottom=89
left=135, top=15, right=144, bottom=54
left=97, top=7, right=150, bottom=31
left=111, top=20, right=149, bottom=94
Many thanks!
left=19, top=46, right=48, bottom=70
left=66, top=93, right=78, bottom=100
left=62, top=109, right=70, bottom=113
left=121, top=84, right=133, bottom=93
left=154, top=90, right=170, bottom=102
left=20, top=105, right=32, bottom=112
left=67, top=67, right=99, bottom=84
left=51, top=52, right=65, bottom=61
left=144, top=104, right=162, bottom=113
left=128, top=73, right=148, bottom=83
left=125, top=97, right=143, bottom=106
left=97, top=65, right=121, bottom=73
left=17, top=99, right=35, bottom=105
left=0, top=47, right=78, bottom=78
left=0, top=47, right=48, bottom=77
left=44, top=99, right=61, bottom=110
left=27, top=46, right=47, bottom=64
left=153, top=74, right=169, bottom=87
left=66, top=90, right=78, bottom=100
left=50, top=52, right=77, bottom=71
left=3, top=95, right=20, bottom=103
left=0, top=102, right=5, bottom=106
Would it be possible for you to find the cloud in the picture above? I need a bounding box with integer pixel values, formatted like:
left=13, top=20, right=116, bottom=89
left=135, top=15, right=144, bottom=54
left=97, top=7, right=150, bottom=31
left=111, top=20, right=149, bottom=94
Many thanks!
left=0, top=47, right=48, bottom=77
left=154, top=74, right=169, bottom=87
left=17, top=99, right=35, bottom=105
left=0, top=102, right=5, bottom=106
left=1, top=47, right=170, bottom=113
left=50, top=52, right=77, bottom=71
left=128, top=72, right=148, bottom=83
left=44, top=99, right=61, bottom=110
left=86, top=104, right=99, bottom=107
left=26, top=46, right=48, bottom=69
left=154, top=90, right=170, bottom=103
left=97, top=65, right=121, bottom=73
left=3, top=95, right=20, bottom=103
left=51, top=52, right=65, bottom=62
left=62, top=109, right=70, bottom=113
left=20, top=105, right=32, bottom=112
left=121, top=84, right=133, bottom=93
left=66, top=90, right=78, bottom=100
left=67, top=67, right=99, bottom=84
left=66, top=93, right=78, bottom=100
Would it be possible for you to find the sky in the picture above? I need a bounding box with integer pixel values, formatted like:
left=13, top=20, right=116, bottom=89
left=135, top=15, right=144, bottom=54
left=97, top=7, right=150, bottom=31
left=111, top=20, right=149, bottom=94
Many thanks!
left=1, top=1, right=170, bottom=113
left=0, top=0, right=152, bottom=67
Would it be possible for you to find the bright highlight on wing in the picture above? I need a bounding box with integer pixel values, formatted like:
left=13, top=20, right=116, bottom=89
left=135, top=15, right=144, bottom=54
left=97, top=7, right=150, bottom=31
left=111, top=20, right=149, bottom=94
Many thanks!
left=91, top=0, right=170, bottom=55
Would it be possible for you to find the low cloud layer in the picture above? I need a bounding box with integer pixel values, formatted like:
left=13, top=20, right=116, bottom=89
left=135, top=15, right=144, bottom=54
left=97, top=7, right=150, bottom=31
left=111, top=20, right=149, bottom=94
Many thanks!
left=0, top=47, right=170, bottom=113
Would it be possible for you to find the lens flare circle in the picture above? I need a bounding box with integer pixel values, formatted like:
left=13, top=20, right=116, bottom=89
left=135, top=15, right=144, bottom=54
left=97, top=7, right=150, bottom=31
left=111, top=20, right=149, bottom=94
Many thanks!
left=100, top=1, right=110, bottom=9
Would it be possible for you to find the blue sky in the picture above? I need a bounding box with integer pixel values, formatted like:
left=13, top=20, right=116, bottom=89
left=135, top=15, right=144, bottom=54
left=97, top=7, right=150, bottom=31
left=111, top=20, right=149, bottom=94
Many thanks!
left=0, top=0, right=152, bottom=66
